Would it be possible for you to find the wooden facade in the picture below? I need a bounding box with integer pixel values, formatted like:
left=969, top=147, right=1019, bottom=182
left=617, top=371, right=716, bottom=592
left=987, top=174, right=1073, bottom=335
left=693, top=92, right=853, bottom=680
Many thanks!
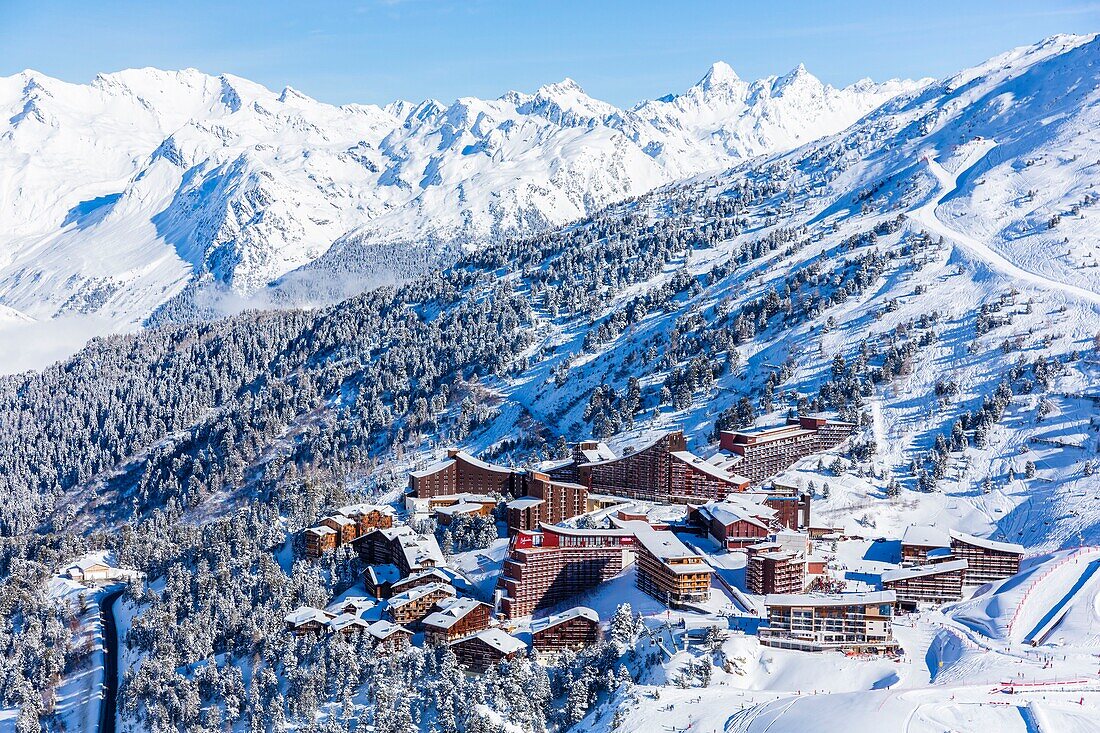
left=949, top=532, right=1024, bottom=585
left=719, top=416, right=854, bottom=484
left=530, top=607, right=600, bottom=652
left=386, top=582, right=456, bottom=626
left=617, top=519, right=713, bottom=606
left=746, top=543, right=805, bottom=595
left=450, top=629, right=526, bottom=672
left=409, top=450, right=522, bottom=499
left=881, top=560, right=967, bottom=610
left=423, top=597, right=493, bottom=644
left=352, top=527, right=444, bottom=576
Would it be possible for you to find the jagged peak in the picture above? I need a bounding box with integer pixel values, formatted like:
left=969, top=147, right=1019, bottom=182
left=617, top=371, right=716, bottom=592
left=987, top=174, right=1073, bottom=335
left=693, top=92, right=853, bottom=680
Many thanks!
left=535, top=77, right=585, bottom=97
left=698, top=61, right=741, bottom=90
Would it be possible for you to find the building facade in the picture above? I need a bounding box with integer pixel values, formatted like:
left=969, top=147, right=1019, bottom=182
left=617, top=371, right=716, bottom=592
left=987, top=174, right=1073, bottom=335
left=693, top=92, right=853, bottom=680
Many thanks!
left=450, top=629, right=526, bottom=672
left=949, top=531, right=1024, bottom=585
left=506, top=472, right=589, bottom=535
left=497, top=525, right=634, bottom=618
left=746, top=543, right=806, bottom=595
left=760, top=591, right=897, bottom=653
left=719, top=416, right=855, bottom=483
left=422, top=597, right=493, bottom=644
left=385, top=582, right=456, bottom=626
left=881, top=560, right=968, bottom=610
left=530, top=607, right=601, bottom=652
left=408, top=450, right=522, bottom=499
left=615, top=519, right=713, bottom=606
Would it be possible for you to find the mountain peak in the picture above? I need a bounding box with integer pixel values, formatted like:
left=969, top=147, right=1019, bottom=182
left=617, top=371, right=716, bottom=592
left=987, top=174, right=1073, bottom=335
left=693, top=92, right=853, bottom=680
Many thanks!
left=535, top=77, right=586, bottom=97
left=698, top=61, right=740, bottom=90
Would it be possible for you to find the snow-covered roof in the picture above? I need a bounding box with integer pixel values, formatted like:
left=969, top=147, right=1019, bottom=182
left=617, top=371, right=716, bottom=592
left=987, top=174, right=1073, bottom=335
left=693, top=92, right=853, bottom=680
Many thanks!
left=579, top=433, right=672, bottom=467
left=452, top=450, right=515, bottom=474
left=367, top=564, right=402, bottom=586
left=670, top=450, right=749, bottom=484
left=410, top=458, right=455, bottom=479
left=393, top=567, right=451, bottom=589
left=305, top=525, right=338, bottom=536
left=285, top=606, right=332, bottom=626
left=434, top=502, right=484, bottom=516
left=67, top=555, right=112, bottom=572
left=367, top=619, right=410, bottom=640
left=454, top=628, right=526, bottom=655
left=695, top=496, right=776, bottom=528
left=508, top=497, right=544, bottom=510
left=765, top=591, right=896, bottom=608
left=422, top=597, right=487, bottom=629
left=438, top=492, right=498, bottom=504
left=322, top=515, right=356, bottom=527
left=901, top=525, right=951, bottom=548
left=530, top=606, right=599, bottom=634
left=881, top=560, right=968, bottom=583
left=325, top=596, right=377, bottom=616
left=337, top=503, right=397, bottom=517
left=396, top=532, right=445, bottom=570
left=612, top=519, right=712, bottom=574
left=949, top=530, right=1025, bottom=555
left=326, top=613, right=370, bottom=632
left=388, top=582, right=456, bottom=607
left=578, top=442, right=616, bottom=463
left=542, top=522, right=633, bottom=538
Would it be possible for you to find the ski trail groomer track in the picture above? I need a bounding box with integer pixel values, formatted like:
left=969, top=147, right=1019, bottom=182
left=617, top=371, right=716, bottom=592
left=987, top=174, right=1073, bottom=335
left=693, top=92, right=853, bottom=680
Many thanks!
left=912, top=143, right=1100, bottom=308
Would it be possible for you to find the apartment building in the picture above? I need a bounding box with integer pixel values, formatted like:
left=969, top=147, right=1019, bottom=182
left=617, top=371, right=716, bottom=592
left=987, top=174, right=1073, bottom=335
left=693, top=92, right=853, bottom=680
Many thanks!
left=497, top=525, right=634, bottom=618
left=718, top=416, right=855, bottom=483
left=949, top=531, right=1024, bottom=585
left=352, top=526, right=445, bottom=576
left=760, top=591, right=897, bottom=653
left=408, top=450, right=523, bottom=499
left=530, top=607, right=601, bottom=652
left=881, top=560, right=968, bottom=610
left=506, top=471, right=588, bottom=535
left=450, top=629, right=527, bottom=672
left=385, top=582, right=457, bottom=626
left=689, top=497, right=777, bottom=549
left=900, top=525, right=952, bottom=564
left=746, top=542, right=805, bottom=595
left=422, top=596, right=493, bottom=644
left=614, top=518, right=713, bottom=606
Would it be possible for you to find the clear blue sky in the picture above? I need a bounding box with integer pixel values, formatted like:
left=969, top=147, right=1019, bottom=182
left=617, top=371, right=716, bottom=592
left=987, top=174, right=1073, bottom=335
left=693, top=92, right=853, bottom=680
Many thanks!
left=1, top=0, right=1098, bottom=106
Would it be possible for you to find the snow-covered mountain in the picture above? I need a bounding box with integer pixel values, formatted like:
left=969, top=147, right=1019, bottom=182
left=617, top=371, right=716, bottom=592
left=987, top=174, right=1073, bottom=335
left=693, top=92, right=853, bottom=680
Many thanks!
left=0, top=63, right=923, bottom=346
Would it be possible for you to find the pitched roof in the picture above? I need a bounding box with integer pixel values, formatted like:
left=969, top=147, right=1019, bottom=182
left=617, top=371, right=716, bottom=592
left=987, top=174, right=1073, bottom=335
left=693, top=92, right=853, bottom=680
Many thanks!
left=366, top=564, right=402, bottom=586
left=454, top=628, right=526, bottom=655
left=612, top=519, right=713, bottom=574
left=388, top=582, right=456, bottom=607
left=508, top=497, right=544, bottom=510
left=670, top=450, right=750, bottom=485
left=326, top=613, right=370, bottom=632
left=305, top=525, right=338, bottom=536
left=367, top=619, right=411, bottom=641
left=325, top=596, right=377, bottom=616
left=881, top=560, right=969, bottom=584
left=409, top=458, right=455, bottom=479
left=530, top=606, right=599, bottom=634
left=422, top=597, right=489, bottom=630
left=452, top=451, right=515, bottom=474
left=285, top=606, right=332, bottom=626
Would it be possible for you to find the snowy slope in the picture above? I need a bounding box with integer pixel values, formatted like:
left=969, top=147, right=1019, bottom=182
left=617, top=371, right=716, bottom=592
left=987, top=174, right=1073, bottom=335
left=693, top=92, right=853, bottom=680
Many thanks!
left=0, top=63, right=922, bottom=354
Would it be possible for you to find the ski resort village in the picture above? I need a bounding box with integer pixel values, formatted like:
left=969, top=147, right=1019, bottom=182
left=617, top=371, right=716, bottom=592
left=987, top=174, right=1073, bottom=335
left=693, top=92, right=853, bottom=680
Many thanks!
left=4, top=18, right=1100, bottom=733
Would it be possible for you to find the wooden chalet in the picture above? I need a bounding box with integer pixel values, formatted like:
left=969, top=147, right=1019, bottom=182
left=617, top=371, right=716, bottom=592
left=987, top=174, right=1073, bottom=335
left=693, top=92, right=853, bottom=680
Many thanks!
left=284, top=606, right=333, bottom=635
left=450, top=628, right=527, bottom=672
left=422, top=597, right=493, bottom=644
left=366, top=620, right=413, bottom=651
left=530, top=607, right=600, bottom=651
left=386, top=582, right=457, bottom=626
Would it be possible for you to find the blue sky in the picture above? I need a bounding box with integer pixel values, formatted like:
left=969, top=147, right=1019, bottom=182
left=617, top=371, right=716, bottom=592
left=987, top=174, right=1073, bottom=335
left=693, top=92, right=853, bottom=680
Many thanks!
left=1, top=0, right=1098, bottom=106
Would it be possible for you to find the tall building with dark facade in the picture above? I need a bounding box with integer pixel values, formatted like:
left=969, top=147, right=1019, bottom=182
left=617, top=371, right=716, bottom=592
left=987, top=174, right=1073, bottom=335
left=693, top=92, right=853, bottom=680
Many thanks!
left=408, top=450, right=523, bottom=499
left=719, top=416, right=855, bottom=483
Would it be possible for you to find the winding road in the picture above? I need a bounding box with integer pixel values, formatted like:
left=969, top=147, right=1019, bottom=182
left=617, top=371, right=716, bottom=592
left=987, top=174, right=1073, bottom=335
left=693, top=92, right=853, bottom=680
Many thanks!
left=911, top=143, right=1100, bottom=308
left=98, top=588, right=124, bottom=733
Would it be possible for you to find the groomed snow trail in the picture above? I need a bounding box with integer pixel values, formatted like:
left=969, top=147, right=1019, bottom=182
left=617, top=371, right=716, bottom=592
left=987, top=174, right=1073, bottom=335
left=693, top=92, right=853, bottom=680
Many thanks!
left=911, top=145, right=1100, bottom=308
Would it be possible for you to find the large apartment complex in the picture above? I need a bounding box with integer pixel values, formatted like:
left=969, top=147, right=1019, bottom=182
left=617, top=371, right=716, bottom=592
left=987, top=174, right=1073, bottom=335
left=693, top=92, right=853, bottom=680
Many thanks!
left=719, top=416, right=855, bottom=483
left=614, top=519, right=713, bottom=606
left=881, top=560, right=968, bottom=610
left=900, top=526, right=1025, bottom=585
left=760, top=591, right=898, bottom=653
left=409, top=450, right=523, bottom=499
left=497, top=525, right=634, bottom=618
left=746, top=542, right=806, bottom=595
left=506, top=471, right=589, bottom=535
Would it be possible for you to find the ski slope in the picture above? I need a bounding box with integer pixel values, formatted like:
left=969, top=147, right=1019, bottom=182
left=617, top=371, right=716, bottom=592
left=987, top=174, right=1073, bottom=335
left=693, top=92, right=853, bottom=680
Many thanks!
left=913, top=142, right=1100, bottom=309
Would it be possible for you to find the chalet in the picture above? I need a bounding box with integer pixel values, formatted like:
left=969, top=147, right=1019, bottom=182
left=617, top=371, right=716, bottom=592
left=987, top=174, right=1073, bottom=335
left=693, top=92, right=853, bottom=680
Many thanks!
left=62, top=556, right=114, bottom=583
left=450, top=628, right=527, bottom=672
left=408, top=450, right=523, bottom=500
left=422, top=597, right=493, bottom=643
left=900, top=525, right=952, bottom=564
left=386, top=582, right=457, bottom=626
left=285, top=606, right=332, bottom=635
left=760, top=591, right=898, bottom=653
left=390, top=568, right=455, bottom=597
left=530, top=607, right=600, bottom=652
left=325, top=596, right=377, bottom=617
left=949, top=531, right=1024, bottom=585
left=614, top=518, right=713, bottom=606
left=336, top=503, right=396, bottom=535
left=326, top=613, right=370, bottom=636
left=320, top=515, right=358, bottom=545
left=352, top=526, right=445, bottom=576
left=689, top=497, right=776, bottom=549
left=365, top=564, right=403, bottom=599
left=303, top=526, right=339, bottom=558
left=431, top=494, right=498, bottom=525
left=366, top=620, right=413, bottom=651
left=745, top=542, right=805, bottom=595
left=881, top=560, right=968, bottom=610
